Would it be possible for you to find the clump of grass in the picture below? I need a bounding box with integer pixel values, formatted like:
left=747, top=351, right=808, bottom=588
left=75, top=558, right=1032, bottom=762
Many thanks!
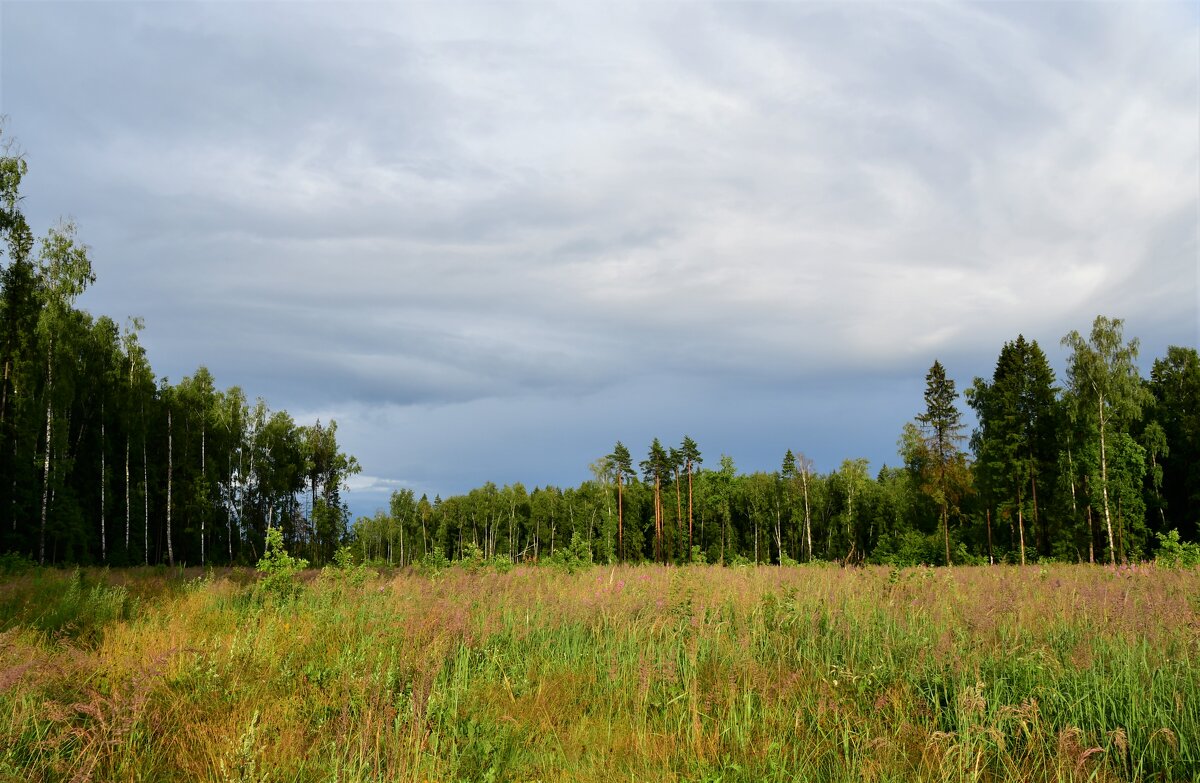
left=0, top=563, right=1195, bottom=781
left=0, top=568, right=137, bottom=644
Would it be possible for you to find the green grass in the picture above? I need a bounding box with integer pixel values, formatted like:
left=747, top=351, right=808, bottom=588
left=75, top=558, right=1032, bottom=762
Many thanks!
left=0, top=563, right=1196, bottom=782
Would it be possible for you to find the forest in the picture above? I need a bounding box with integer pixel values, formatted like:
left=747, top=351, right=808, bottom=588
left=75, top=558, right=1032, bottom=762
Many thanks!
left=363, top=328, right=1198, bottom=569
left=0, top=132, right=359, bottom=567
left=2, top=131, right=1198, bottom=569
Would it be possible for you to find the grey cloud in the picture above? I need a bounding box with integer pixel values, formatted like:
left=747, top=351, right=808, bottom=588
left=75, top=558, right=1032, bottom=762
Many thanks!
left=4, top=1, right=1195, bottom=509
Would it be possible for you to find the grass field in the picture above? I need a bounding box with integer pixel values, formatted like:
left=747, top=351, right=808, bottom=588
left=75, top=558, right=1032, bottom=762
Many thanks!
left=0, top=562, right=1196, bottom=782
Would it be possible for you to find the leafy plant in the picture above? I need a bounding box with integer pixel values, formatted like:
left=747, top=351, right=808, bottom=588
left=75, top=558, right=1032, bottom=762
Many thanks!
left=1155, top=529, right=1200, bottom=569
left=549, top=531, right=592, bottom=574
left=420, top=545, right=450, bottom=577
left=320, top=545, right=373, bottom=587
left=0, top=551, right=35, bottom=575
left=255, top=527, right=308, bottom=600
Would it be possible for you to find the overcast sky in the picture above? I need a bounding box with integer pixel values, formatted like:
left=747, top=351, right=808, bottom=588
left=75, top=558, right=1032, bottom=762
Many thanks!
left=2, top=1, right=1197, bottom=518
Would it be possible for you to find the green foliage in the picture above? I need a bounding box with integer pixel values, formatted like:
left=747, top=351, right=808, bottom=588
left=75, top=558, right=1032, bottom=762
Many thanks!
left=549, top=530, right=592, bottom=573
left=870, top=530, right=943, bottom=566
left=461, top=540, right=485, bottom=573
left=218, top=710, right=266, bottom=783
left=726, top=552, right=753, bottom=568
left=463, top=543, right=514, bottom=574
left=487, top=555, right=514, bottom=574
left=1155, top=529, right=1200, bottom=569
left=320, top=545, right=373, bottom=587
left=255, top=527, right=308, bottom=600
left=0, top=551, right=35, bottom=575
left=419, top=545, right=450, bottom=576
left=0, top=568, right=135, bottom=643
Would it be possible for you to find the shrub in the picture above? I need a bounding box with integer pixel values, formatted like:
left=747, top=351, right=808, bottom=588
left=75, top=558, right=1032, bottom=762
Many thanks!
left=419, top=546, right=450, bottom=577
left=487, top=555, right=515, bottom=574
left=320, top=545, right=374, bottom=587
left=461, top=540, right=485, bottom=573
left=255, top=527, right=308, bottom=601
left=0, top=551, right=36, bottom=575
left=726, top=552, right=753, bottom=568
left=1155, top=529, right=1200, bottom=569
left=549, top=531, right=593, bottom=574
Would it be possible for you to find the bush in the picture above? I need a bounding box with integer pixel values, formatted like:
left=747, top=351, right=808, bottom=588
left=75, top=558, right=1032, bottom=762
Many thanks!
left=1155, top=529, right=1200, bottom=569
left=726, top=552, right=753, bottom=568
left=549, top=531, right=593, bottom=574
left=256, top=527, right=308, bottom=601
left=487, top=555, right=515, bottom=574
left=320, top=545, right=374, bottom=587
left=461, top=541, right=485, bottom=573
left=419, top=546, right=450, bottom=577
left=0, top=551, right=35, bottom=575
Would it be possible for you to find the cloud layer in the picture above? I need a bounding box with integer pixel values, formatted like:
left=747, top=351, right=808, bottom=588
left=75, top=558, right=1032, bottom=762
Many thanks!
left=3, top=1, right=1196, bottom=515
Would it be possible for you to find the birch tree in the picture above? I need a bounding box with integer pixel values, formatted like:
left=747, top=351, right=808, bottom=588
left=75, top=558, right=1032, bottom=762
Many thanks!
left=1062, top=316, right=1150, bottom=564
left=35, top=221, right=94, bottom=563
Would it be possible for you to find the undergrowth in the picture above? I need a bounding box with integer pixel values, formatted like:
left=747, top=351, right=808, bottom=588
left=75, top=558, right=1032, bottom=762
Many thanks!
left=0, top=563, right=1196, bottom=782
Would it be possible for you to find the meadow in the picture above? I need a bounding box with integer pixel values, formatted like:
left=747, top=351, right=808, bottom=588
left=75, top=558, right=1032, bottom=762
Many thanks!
left=0, top=561, right=1196, bottom=782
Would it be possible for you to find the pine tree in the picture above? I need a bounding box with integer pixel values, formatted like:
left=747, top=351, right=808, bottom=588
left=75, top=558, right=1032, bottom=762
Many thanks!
left=640, top=439, right=671, bottom=564
left=608, top=441, right=633, bottom=560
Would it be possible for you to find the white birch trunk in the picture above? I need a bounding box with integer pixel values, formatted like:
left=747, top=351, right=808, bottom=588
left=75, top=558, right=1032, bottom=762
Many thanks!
left=100, top=408, right=106, bottom=562
left=142, top=406, right=148, bottom=565
left=166, top=407, right=174, bottom=567
left=200, top=419, right=206, bottom=565
left=1098, top=392, right=1115, bottom=564
left=125, top=437, right=131, bottom=552
left=801, top=465, right=813, bottom=561
left=39, top=350, right=53, bottom=565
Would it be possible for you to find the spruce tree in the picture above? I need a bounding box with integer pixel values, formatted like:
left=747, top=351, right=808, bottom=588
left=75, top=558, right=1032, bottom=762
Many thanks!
left=916, top=360, right=967, bottom=565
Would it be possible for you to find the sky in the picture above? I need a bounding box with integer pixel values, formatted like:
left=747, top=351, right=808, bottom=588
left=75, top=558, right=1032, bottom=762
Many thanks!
left=1, top=1, right=1197, bottom=520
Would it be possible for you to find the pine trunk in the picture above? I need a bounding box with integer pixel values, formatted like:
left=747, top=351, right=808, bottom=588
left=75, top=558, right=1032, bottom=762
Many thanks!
left=616, top=471, right=623, bottom=561
left=687, top=462, right=694, bottom=557
left=674, top=471, right=683, bottom=562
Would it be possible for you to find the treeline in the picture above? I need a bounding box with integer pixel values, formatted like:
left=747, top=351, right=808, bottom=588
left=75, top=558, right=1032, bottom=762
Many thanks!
left=0, top=130, right=359, bottom=566
left=357, top=323, right=1198, bottom=567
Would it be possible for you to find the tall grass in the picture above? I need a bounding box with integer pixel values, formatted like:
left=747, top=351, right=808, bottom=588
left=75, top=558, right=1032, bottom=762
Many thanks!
left=0, top=563, right=1195, bottom=782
